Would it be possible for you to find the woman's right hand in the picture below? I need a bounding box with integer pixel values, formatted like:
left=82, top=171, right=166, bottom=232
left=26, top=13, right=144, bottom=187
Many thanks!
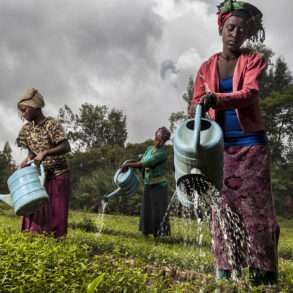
left=20, top=157, right=30, bottom=168
left=121, top=162, right=131, bottom=172
left=121, top=166, right=129, bottom=172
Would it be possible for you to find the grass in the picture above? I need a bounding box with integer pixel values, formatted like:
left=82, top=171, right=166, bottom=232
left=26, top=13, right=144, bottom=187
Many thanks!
left=0, top=208, right=292, bottom=292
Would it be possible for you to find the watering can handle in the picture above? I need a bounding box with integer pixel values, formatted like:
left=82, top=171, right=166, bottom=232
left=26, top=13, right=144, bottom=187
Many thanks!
left=39, top=164, right=46, bottom=186
left=193, top=104, right=202, bottom=153
left=27, top=160, right=46, bottom=185
left=118, top=159, right=135, bottom=174
left=114, top=159, right=134, bottom=183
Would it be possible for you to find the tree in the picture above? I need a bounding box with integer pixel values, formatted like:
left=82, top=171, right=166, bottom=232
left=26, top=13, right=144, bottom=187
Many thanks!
left=168, top=76, right=193, bottom=133
left=182, top=76, right=194, bottom=107
left=272, top=57, right=292, bottom=93
left=0, top=142, right=14, bottom=194
left=2, top=142, right=12, bottom=163
left=169, top=111, right=188, bottom=133
left=261, top=85, right=293, bottom=162
left=258, top=50, right=293, bottom=162
left=105, top=109, right=127, bottom=147
left=59, top=103, right=127, bottom=151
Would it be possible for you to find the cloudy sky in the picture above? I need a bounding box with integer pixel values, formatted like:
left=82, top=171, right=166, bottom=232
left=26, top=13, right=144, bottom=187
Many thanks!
left=1, top=0, right=292, bottom=163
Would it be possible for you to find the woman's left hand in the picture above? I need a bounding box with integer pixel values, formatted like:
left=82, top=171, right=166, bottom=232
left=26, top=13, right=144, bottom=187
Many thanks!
left=33, top=150, right=48, bottom=166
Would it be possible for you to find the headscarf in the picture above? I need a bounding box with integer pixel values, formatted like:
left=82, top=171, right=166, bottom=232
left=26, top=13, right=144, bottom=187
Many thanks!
left=217, top=0, right=265, bottom=43
left=155, top=127, right=171, bottom=142
left=17, top=88, right=45, bottom=109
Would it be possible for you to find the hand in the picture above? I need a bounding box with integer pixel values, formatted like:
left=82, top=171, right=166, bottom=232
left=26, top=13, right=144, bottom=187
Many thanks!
left=200, top=93, right=217, bottom=113
left=121, top=166, right=129, bottom=172
left=20, top=157, right=30, bottom=168
left=33, top=150, right=48, bottom=166
left=120, top=163, right=130, bottom=173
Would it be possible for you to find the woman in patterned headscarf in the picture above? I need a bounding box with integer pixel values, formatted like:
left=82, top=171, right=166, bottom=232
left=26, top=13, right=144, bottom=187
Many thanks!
left=189, top=0, right=279, bottom=286
left=17, top=88, right=71, bottom=238
left=121, top=127, right=171, bottom=239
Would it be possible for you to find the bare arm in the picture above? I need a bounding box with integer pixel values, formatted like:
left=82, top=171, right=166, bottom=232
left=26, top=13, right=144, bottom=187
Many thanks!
left=121, top=161, right=144, bottom=172
left=33, top=140, right=71, bottom=166
left=46, top=140, right=71, bottom=156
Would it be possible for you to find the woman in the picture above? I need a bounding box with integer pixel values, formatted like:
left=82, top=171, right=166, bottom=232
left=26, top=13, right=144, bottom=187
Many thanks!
left=121, top=127, right=171, bottom=239
left=189, top=0, right=279, bottom=285
left=17, top=88, right=71, bottom=238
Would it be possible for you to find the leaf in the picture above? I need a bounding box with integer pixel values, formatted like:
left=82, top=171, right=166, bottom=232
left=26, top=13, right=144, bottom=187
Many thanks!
left=87, top=273, right=106, bottom=293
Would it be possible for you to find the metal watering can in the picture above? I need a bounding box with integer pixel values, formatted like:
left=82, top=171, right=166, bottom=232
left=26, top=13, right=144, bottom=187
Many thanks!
left=104, top=161, right=140, bottom=200
left=173, top=104, right=224, bottom=208
left=0, top=162, right=48, bottom=216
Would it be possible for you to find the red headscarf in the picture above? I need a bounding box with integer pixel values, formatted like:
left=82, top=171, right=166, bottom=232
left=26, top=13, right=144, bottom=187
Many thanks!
left=217, top=12, right=232, bottom=28
left=217, top=0, right=265, bottom=42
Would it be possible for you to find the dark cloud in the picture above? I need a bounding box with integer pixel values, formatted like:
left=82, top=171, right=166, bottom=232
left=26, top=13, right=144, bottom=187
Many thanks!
left=0, top=0, right=163, bottom=110
left=160, top=59, right=178, bottom=79
left=0, top=0, right=165, bottom=154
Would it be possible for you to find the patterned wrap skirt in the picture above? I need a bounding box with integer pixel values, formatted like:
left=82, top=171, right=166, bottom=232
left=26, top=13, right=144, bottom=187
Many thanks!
left=139, top=184, right=170, bottom=237
left=21, top=172, right=70, bottom=238
left=211, top=145, right=279, bottom=272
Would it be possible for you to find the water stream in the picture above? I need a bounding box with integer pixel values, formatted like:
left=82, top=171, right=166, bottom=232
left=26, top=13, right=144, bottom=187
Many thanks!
left=96, top=200, right=108, bottom=236
left=176, top=172, right=250, bottom=279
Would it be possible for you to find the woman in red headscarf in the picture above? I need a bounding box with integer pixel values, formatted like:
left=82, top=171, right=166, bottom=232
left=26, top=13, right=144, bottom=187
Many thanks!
left=189, top=0, right=279, bottom=285
left=121, top=127, right=171, bottom=239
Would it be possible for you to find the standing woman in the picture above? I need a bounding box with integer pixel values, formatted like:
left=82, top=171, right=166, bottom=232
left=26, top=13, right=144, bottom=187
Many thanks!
left=16, top=88, right=71, bottom=238
left=121, top=127, right=171, bottom=239
left=190, top=0, right=279, bottom=285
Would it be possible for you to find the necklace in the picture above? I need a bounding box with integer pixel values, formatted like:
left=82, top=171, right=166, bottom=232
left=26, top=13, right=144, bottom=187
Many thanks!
left=219, top=53, right=238, bottom=61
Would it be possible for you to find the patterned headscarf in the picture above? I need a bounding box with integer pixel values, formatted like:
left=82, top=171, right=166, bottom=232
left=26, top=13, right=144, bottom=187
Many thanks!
left=17, top=88, right=45, bottom=109
left=217, top=0, right=265, bottom=43
left=155, top=127, right=171, bottom=142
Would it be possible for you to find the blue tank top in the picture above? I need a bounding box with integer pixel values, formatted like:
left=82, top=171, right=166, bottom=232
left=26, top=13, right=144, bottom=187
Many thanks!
left=217, top=77, right=267, bottom=146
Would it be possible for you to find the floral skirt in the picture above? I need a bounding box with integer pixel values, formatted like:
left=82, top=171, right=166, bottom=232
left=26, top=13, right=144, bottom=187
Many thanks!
left=211, top=145, right=279, bottom=272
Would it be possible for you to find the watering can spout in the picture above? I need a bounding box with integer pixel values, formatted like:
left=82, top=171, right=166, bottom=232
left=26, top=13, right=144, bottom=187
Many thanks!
left=0, top=193, right=13, bottom=207
left=104, top=188, right=123, bottom=200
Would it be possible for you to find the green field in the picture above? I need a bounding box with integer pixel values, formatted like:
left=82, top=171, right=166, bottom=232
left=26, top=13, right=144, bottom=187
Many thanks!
left=0, top=209, right=292, bottom=292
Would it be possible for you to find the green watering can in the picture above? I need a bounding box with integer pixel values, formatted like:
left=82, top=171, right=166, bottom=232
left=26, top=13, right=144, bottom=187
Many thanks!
left=173, top=104, right=224, bottom=208
left=0, top=162, right=48, bottom=216
left=104, top=161, right=139, bottom=200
